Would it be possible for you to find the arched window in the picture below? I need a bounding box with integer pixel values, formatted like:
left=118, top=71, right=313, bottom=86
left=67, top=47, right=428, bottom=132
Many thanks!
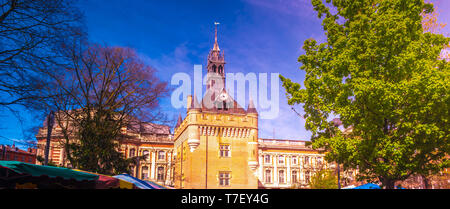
left=157, top=167, right=165, bottom=181
left=212, top=65, right=217, bottom=73
left=265, top=170, right=271, bottom=183
left=292, top=156, right=298, bottom=165
left=305, top=171, right=310, bottom=183
left=223, top=101, right=227, bottom=110
left=292, top=170, right=298, bottom=183
left=141, top=166, right=149, bottom=179
left=158, top=151, right=165, bottom=160
left=279, top=170, right=285, bottom=183
left=143, top=150, right=149, bottom=161
left=278, top=155, right=285, bottom=165
left=264, top=155, right=271, bottom=164
left=218, top=66, right=223, bottom=74
left=129, top=148, right=135, bottom=158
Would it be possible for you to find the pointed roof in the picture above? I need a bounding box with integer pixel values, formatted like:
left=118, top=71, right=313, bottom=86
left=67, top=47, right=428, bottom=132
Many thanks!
left=213, top=22, right=220, bottom=51
left=175, top=114, right=183, bottom=129
left=190, top=93, right=201, bottom=109
left=247, top=97, right=257, bottom=114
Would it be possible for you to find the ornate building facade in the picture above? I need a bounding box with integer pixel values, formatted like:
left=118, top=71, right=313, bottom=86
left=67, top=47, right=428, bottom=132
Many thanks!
left=171, top=25, right=328, bottom=189
left=35, top=26, right=328, bottom=189
left=258, top=138, right=328, bottom=188
left=36, top=120, right=175, bottom=186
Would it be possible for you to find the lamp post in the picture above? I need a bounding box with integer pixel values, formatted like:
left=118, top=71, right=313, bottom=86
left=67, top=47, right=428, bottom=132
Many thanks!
left=44, top=111, right=55, bottom=166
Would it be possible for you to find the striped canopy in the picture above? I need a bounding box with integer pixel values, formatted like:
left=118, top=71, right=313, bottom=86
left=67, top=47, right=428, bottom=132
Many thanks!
left=113, top=174, right=167, bottom=189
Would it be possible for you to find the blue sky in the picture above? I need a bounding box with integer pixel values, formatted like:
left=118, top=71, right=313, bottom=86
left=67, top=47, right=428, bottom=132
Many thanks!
left=1, top=0, right=449, bottom=149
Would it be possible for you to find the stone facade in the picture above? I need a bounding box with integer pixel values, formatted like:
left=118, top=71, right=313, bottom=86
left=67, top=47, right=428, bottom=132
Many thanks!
left=170, top=25, right=326, bottom=189
left=35, top=26, right=328, bottom=189
left=258, top=139, right=328, bottom=189
left=172, top=101, right=259, bottom=189
left=36, top=121, right=175, bottom=186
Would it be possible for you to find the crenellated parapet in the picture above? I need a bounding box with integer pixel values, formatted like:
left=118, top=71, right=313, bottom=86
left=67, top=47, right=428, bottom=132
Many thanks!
left=174, top=111, right=258, bottom=140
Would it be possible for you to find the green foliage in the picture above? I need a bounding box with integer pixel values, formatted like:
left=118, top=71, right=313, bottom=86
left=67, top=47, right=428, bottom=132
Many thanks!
left=69, top=109, right=131, bottom=175
left=36, top=156, right=57, bottom=167
left=309, top=169, right=338, bottom=189
left=281, top=0, right=449, bottom=189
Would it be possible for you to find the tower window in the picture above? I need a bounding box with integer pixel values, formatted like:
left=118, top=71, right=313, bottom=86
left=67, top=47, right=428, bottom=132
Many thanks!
left=218, top=66, right=223, bottom=74
left=219, top=172, right=231, bottom=186
left=212, top=65, right=217, bottom=73
left=219, top=144, right=230, bottom=157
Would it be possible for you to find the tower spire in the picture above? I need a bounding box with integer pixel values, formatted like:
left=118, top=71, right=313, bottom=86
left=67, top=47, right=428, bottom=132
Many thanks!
left=213, top=22, right=220, bottom=51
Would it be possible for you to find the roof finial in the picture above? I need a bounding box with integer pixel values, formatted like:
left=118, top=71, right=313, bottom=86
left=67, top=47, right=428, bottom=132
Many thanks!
left=213, top=22, right=220, bottom=51
left=214, top=22, right=219, bottom=41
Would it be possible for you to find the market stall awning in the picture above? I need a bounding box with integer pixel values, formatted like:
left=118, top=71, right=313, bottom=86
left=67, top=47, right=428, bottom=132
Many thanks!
left=73, top=169, right=135, bottom=189
left=0, top=161, right=98, bottom=181
left=353, top=183, right=381, bottom=189
left=0, top=161, right=98, bottom=189
left=113, top=174, right=165, bottom=189
left=145, top=180, right=170, bottom=189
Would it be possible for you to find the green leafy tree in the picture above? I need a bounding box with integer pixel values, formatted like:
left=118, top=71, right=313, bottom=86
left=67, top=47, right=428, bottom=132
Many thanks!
left=280, top=0, right=449, bottom=189
left=69, top=109, right=132, bottom=175
left=310, top=169, right=338, bottom=189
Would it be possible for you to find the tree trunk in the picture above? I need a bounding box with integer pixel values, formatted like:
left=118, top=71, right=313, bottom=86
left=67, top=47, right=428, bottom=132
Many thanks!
left=382, top=178, right=395, bottom=189
left=422, top=175, right=431, bottom=189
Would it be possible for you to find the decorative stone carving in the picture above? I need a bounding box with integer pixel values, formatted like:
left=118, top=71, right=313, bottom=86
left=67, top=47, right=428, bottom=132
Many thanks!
left=187, top=138, right=200, bottom=152
left=248, top=161, right=258, bottom=170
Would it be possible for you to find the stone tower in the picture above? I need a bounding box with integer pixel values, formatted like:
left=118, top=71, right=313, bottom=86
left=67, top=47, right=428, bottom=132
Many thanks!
left=173, top=24, right=259, bottom=189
